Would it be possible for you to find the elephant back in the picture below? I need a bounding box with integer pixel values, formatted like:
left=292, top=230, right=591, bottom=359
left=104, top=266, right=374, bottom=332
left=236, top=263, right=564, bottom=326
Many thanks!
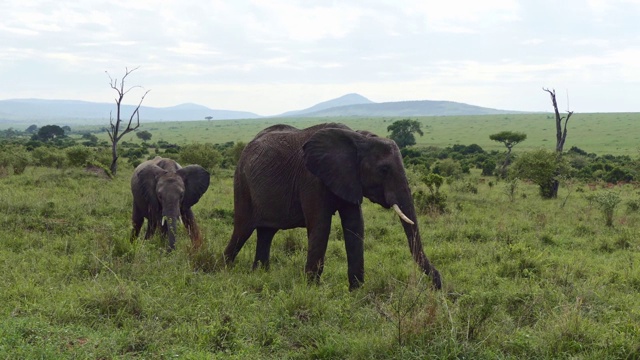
left=153, top=157, right=182, bottom=172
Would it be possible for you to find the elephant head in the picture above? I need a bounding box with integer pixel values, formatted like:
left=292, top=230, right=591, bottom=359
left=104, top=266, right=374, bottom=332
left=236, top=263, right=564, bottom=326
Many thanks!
left=303, top=128, right=441, bottom=289
left=137, top=164, right=210, bottom=249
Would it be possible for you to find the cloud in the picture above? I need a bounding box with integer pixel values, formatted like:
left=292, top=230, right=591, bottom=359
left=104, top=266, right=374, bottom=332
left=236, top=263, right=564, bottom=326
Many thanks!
left=0, top=0, right=638, bottom=114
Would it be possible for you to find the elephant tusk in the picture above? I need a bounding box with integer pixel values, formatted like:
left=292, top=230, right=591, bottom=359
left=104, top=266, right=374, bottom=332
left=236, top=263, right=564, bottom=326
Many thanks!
left=179, top=216, right=183, bottom=225
left=392, top=204, right=415, bottom=225
left=162, top=216, right=167, bottom=226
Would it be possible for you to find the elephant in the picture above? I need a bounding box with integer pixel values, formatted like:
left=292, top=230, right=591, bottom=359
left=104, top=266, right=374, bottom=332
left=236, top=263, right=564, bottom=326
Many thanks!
left=223, top=123, right=441, bottom=290
left=130, top=156, right=210, bottom=250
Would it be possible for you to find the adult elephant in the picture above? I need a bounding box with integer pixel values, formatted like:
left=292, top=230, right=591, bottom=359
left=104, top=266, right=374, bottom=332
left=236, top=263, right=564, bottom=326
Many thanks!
left=131, top=156, right=210, bottom=250
left=223, top=123, right=441, bottom=290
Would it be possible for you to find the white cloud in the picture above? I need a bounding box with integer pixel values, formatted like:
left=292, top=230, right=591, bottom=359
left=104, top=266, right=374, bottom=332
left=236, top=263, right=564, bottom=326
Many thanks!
left=404, top=0, right=521, bottom=33
left=0, top=0, right=638, bottom=114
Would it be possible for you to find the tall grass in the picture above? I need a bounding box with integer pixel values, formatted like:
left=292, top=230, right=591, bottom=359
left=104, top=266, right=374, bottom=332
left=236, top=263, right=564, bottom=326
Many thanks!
left=1, top=164, right=639, bottom=358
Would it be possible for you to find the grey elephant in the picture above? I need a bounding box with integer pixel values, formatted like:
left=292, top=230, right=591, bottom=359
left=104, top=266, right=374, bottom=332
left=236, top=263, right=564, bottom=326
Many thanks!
left=131, top=156, right=210, bottom=250
left=223, top=123, right=441, bottom=290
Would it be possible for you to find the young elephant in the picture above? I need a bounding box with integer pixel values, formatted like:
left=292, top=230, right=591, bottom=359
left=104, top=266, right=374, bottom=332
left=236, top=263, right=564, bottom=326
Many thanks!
left=223, top=123, right=441, bottom=290
left=130, top=156, right=210, bottom=250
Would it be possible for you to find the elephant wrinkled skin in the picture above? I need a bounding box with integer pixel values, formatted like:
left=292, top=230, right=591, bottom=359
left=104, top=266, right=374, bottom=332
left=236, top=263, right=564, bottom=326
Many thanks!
left=223, top=123, right=441, bottom=290
left=130, top=156, right=210, bottom=250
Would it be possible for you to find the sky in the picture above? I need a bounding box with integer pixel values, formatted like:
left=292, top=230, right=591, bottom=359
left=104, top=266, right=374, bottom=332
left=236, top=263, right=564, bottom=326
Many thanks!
left=1, top=0, right=639, bottom=116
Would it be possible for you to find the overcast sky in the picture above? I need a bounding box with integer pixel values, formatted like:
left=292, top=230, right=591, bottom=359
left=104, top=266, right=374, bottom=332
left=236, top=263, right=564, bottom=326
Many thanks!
left=1, top=0, right=639, bottom=116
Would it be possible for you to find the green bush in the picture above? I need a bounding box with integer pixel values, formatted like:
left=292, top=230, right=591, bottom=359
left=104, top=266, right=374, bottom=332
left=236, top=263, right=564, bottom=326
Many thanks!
left=481, top=159, right=496, bottom=176
left=587, top=191, right=622, bottom=227
left=415, top=173, right=447, bottom=214
left=432, top=158, right=463, bottom=178
left=179, top=143, right=222, bottom=171
left=0, top=145, right=32, bottom=175
left=66, top=145, right=93, bottom=167
left=509, top=149, right=569, bottom=198
left=32, top=147, right=67, bottom=168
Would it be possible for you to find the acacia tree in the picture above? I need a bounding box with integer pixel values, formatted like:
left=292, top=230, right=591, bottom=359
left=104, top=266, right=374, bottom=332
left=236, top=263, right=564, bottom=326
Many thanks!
left=387, top=119, right=424, bottom=148
left=543, top=88, right=574, bottom=198
left=33, top=125, right=65, bottom=142
left=106, top=67, right=150, bottom=175
left=136, top=130, right=152, bottom=142
left=489, top=131, right=527, bottom=178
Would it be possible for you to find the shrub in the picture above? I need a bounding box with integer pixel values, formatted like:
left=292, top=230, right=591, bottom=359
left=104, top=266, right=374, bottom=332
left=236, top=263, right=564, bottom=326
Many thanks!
left=587, top=191, right=622, bottom=227
left=0, top=145, right=32, bottom=175
left=32, top=147, right=67, bottom=168
left=66, top=145, right=93, bottom=167
left=415, top=173, right=447, bottom=214
left=179, top=143, right=222, bottom=171
left=481, top=159, right=496, bottom=176
left=509, top=149, right=569, bottom=198
left=225, top=141, right=246, bottom=166
left=626, top=199, right=640, bottom=212
left=604, top=167, right=634, bottom=183
left=504, top=178, right=519, bottom=202
left=432, top=158, right=463, bottom=178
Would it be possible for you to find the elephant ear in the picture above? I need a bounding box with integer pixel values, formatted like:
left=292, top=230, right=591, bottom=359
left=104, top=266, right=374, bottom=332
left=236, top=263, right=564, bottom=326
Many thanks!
left=137, top=165, right=168, bottom=210
left=177, top=165, right=211, bottom=208
left=303, top=128, right=363, bottom=204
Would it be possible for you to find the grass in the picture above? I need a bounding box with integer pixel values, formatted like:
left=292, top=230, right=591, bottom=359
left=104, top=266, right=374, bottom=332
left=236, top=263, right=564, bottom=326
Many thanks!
left=2, top=114, right=640, bottom=357
left=73, top=112, right=640, bottom=156
left=1, top=162, right=640, bottom=358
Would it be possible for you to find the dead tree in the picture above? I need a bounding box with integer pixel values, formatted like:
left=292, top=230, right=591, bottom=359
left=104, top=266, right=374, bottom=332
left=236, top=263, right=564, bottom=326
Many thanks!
left=543, top=87, right=574, bottom=198
left=106, top=67, right=150, bottom=175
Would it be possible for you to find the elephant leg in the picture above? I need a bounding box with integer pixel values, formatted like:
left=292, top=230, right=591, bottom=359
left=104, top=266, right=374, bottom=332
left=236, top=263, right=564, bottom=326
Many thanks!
left=145, top=216, right=158, bottom=239
left=253, top=227, right=278, bottom=270
left=224, top=225, right=256, bottom=264
left=304, top=211, right=333, bottom=284
left=338, top=205, right=365, bottom=290
left=131, top=206, right=144, bottom=242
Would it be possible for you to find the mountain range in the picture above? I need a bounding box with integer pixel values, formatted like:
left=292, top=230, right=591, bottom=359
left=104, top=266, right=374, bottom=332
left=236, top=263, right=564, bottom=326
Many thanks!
left=0, top=93, right=524, bottom=125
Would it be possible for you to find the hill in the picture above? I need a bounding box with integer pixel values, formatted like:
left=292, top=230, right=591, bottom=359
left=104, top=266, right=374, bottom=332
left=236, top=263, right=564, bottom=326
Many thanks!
left=288, top=99, right=521, bottom=117
left=0, top=94, right=526, bottom=126
left=0, top=99, right=260, bottom=125
left=277, top=93, right=374, bottom=117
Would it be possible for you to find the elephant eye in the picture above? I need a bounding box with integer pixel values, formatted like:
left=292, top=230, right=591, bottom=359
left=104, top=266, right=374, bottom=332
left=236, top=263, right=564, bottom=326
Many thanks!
left=378, top=165, right=391, bottom=176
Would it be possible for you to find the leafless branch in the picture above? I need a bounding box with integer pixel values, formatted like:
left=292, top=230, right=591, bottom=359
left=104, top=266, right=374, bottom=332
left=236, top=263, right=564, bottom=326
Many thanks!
left=105, top=66, right=149, bottom=175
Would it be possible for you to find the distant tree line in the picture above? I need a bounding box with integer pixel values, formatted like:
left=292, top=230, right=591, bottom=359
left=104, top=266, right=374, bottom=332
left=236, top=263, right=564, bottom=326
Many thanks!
left=0, top=124, right=246, bottom=177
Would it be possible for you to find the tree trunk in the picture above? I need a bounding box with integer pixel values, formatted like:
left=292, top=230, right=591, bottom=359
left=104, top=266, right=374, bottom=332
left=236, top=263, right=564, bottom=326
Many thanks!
left=110, top=141, right=119, bottom=175
left=543, top=88, right=573, bottom=198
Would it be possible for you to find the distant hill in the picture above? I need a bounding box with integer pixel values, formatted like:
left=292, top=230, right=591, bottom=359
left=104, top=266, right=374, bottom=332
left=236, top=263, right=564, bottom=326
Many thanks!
left=277, top=93, right=374, bottom=117
left=288, top=99, right=522, bottom=117
left=0, top=94, right=526, bottom=126
left=0, top=99, right=260, bottom=125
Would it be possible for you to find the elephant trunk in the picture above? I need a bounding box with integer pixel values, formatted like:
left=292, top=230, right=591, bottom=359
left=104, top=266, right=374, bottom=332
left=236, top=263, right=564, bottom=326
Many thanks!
left=162, top=215, right=180, bottom=251
left=393, top=192, right=442, bottom=290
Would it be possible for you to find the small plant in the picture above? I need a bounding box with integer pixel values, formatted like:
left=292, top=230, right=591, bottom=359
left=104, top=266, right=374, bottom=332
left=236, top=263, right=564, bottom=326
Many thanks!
left=504, top=177, right=519, bottom=202
left=587, top=191, right=622, bottom=227
left=453, top=179, right=478, bottom=194
left=415, top=173, right=447, bottom=214
left=626, top=199, right=640, bottom=212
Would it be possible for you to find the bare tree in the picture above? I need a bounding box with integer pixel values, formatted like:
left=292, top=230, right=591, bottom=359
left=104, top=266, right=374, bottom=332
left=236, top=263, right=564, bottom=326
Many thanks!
left=106, top=67, right=150, bottom=175
left=543, top=88, right=574, bottom=153
left=543, top=87, right=574, bottom=197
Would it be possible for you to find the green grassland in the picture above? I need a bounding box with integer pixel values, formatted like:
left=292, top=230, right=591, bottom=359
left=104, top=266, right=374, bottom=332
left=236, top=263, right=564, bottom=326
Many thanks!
left=79, top=112, right=640, bottom=156
left=2, top=114, right=640, bottom=358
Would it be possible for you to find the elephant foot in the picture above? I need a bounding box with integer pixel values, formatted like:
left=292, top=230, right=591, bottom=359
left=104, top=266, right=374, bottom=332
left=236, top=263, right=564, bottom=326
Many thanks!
left=348, top=276, right=364, bottom=291
left=430, top=268, right=442, bottom=290
left=305, top=271, right=322, bottom=286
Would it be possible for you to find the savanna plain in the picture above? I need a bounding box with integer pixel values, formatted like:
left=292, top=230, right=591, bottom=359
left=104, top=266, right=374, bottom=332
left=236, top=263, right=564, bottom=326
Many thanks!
left=1, top=113, right=640, bottom=359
